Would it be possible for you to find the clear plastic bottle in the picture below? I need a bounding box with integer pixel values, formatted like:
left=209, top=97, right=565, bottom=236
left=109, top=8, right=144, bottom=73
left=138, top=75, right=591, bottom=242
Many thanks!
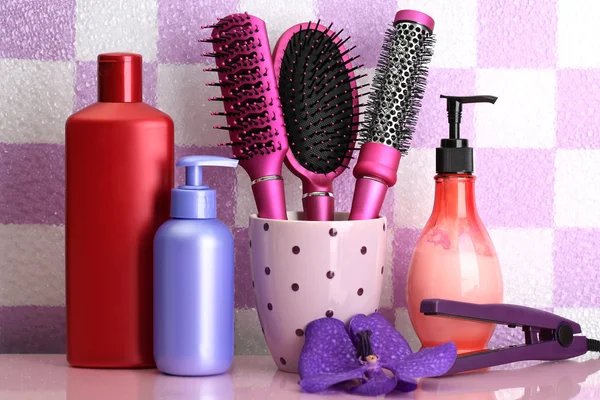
left=406, top=95, right=503, bottom=354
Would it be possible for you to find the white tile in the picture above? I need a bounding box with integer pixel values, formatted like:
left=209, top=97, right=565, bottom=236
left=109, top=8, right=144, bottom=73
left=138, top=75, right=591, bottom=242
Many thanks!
left=394, top=148, right=436, bottom=228
left=555, top=150, right=600, bottom=227
left=234, top=164, right=303, bottom=227
left=489, top=228, right=553, bottom=308
left=238, top=0, right=317, bottom=51
left=0, top=225, right=64, bottom=306
left=379, top=230, right=394, bottom=308
left=558, top=0, right=600, bottom=68
left=0, top=60, right=73, bottom=144
left=157, top=64, right=227, bottom=146
left=395, top=308, right=421, bottom=352
left=399, top=0, right=478, bottom=68
left=475, top=69, right=556, bottom=148
left=234, top=308, right=270, bottom=355
left=75, top=0, right=158, bottom=61
left=554, top=308, right=600, bottom=362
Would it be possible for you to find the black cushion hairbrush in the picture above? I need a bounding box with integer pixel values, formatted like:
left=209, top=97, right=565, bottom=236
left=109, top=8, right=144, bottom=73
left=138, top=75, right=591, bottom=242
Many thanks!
left=273, top=21, right=366, bottom=221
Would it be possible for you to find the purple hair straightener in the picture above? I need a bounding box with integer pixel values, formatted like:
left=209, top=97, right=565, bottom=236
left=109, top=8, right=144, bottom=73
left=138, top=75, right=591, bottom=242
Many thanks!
left=420, top=299, right=600, bottom=375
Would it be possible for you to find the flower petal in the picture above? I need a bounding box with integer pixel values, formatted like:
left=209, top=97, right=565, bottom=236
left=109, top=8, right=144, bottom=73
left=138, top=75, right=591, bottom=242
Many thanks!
left=395, top=375, right=418, bottom=392
left=349, top=368, right=397, bottom=396
left=392, top=342, right=457, bottom=378
left=298, top=317, right=361, bottom=379
left=348, top=313, right=412, bottom=363
left=299, top=366, right=367, bottom=393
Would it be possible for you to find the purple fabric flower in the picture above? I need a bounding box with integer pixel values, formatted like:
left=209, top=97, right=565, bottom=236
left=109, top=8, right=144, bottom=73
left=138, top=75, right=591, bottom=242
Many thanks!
left=298, top=312, right=457, bottom=396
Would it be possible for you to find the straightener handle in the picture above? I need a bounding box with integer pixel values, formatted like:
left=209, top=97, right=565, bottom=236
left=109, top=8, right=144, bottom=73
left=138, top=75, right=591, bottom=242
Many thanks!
left=420, top=299, right=582, bottom=333
left=445, top=337, right=589, bottom=375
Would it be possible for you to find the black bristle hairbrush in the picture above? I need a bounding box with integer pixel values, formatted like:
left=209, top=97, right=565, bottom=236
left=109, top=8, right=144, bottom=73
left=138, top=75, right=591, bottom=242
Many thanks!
left=273, top=22, right=366, bottom=221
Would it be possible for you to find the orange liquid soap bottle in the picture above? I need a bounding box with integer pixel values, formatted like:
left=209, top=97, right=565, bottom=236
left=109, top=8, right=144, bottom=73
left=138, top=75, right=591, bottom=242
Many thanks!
left=407, top=95, right=503, bottom=354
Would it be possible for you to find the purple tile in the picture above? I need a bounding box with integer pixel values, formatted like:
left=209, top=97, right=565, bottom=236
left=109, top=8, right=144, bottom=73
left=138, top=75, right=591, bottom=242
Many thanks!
left=158, top=0, right=239, bottom=64
left=0, top=0, right=76, bottom=61
left=175, top=146, right=237, bottom=227
left=557, top=69, right=600, bottom=149
left=554, top=229, right=600, bottom=307
left=478, top=0, right=557, bottom=68
left=333, top=157, right=394, bottom=223
left=488, top=324, right=523, bottom=350
left=392, top=228, right=421, bottom=308
left=0, top=306, right=65, bottom=353
left=74, top=61, right=158, bottom=112
left=0, top=144, right=64, bottom=225
left=233, top=227, right=255, bottom=309
left=317, top=0, right=397, bottom=68
left=476, top=149, right=554, bottom=228
left=413, top=68, right=477, bottom=149
left=0, top=145, right=233, bottom=226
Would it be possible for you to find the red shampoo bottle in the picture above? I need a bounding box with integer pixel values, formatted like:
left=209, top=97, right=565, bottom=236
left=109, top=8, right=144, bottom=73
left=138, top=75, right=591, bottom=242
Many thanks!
left=66, top=53, right=174, bottom=367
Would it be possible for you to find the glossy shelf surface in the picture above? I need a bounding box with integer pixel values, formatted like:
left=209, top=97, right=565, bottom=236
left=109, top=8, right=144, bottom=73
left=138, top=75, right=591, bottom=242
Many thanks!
left=0, top=355, right=599, bottom=399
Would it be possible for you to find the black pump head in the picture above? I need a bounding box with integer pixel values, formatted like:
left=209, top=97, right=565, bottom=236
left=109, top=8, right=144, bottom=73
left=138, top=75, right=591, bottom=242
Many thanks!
left=436, top=94, right=498, bottom=174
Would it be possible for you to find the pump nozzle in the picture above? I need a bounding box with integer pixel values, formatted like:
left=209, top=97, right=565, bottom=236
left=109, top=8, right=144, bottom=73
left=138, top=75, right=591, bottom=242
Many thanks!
left=171, top=156, right=239, bottom=219
left=440, top=95, right=497, bottom=140
left=436, top=94, right=498, bottom=174
left=177, top=155, right=239, bottom=188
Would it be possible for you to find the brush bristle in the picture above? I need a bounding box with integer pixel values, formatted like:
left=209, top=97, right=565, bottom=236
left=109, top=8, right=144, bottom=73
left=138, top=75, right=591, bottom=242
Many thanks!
left=363, top=21, right=435, bottom=154
left=202, top=12, right=288, bottom=161
left=278, top=22, right=364, bottom=174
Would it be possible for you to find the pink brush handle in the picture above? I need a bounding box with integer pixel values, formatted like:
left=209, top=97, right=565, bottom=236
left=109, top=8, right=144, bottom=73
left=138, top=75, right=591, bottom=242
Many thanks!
left=251, top=178, right=288, bottom=220
left=349, top=142, right=401, bottom=220
left=303, top=196, right=334, bottom=221
left=302, top=184, right=334, bottom=221
left=348, top=179, right=389, bottom=220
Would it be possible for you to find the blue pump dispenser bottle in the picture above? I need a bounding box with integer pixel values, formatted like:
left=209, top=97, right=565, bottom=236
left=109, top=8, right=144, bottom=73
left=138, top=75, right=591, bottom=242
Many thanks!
left=154, top=155, right=238, bottom=376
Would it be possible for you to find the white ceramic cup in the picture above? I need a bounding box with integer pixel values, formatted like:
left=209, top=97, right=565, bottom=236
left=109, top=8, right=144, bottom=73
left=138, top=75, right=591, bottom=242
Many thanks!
left=249, top=212, right=387, bottom=373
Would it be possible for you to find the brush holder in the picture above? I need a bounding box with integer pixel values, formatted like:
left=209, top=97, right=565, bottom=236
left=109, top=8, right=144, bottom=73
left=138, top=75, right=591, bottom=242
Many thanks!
left=249, top=212, right=387, bottom=373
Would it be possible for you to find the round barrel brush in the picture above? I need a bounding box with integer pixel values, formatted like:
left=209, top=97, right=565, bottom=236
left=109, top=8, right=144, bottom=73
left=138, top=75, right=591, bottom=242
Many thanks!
left=201, top=12, right=289, bottom=220
left=349, top=10, right=436, bottom=220
left=273, top=22, right=366, bottom=221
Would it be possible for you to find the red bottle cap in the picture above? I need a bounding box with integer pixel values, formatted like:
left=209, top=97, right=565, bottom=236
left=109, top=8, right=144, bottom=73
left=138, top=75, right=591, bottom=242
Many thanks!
left=97, top=53, right=142, bottom=103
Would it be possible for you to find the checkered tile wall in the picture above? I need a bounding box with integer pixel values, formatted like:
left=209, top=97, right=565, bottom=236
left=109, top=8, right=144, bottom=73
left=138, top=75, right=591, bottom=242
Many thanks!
left=1, top=0, right=599, bottom=363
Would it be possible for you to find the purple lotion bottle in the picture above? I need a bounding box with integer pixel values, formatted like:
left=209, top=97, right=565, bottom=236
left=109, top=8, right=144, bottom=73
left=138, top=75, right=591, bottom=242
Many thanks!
left=154, top=155, right=238, bottom=376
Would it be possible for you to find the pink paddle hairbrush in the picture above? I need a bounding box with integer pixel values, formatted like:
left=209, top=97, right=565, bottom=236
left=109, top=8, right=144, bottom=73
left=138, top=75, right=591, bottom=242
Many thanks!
left=349, top=10, right=436, bottom=220
left=273, top=22, right=365, bottom=221
left=202, top=13, right=289, bottom=220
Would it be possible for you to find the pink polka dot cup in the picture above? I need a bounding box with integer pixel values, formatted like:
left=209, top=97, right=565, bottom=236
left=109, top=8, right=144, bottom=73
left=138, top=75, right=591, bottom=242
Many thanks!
left=249, top=212, right=387, bottom=373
